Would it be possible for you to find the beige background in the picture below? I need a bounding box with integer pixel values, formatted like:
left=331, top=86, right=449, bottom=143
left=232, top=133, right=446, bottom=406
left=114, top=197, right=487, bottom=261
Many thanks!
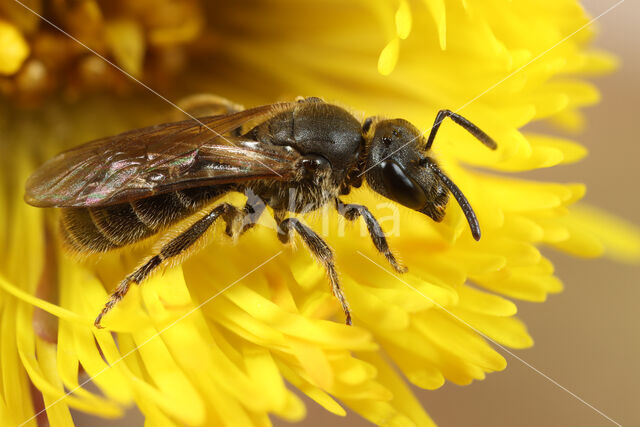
left=75, top=0, right=639, bottom=426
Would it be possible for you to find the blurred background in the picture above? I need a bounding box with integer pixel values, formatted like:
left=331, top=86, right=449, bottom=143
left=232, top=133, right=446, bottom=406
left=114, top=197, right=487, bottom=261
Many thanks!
left=66, top=0, right=638, bottom=426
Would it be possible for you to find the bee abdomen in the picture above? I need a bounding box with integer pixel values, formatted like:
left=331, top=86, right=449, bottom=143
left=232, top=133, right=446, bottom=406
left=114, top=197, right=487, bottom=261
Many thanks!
left=60, top=203, right=155, bottom=253
left=60, top=208, right=120, bottom=253
left=131, top=193, right=192, bottom=230
left=61, top=187, right=232, bottom=254
left=130, top=188, right=229, bottom=230
left=89, top=203, right=155, bottom=246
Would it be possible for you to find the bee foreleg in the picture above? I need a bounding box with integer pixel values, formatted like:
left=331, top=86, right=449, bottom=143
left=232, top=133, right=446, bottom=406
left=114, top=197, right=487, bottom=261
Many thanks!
left=277, top=218, right=352, bottom=325
left=335, top=199, right=407, bottom=273
left=94, top=203, right=243, bottom=328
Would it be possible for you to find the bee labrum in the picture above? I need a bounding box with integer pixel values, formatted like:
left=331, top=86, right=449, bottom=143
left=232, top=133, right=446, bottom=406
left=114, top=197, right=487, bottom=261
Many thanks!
left=24, top=97, right=497, bottom=327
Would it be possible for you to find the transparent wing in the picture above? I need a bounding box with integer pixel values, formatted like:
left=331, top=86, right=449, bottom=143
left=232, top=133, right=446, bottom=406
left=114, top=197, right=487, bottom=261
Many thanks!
left=25, top=103, right=298, bottom=207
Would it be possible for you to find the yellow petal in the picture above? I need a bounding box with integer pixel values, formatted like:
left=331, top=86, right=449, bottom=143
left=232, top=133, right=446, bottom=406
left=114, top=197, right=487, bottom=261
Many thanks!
left=474, top=269, right=563, bottom=302
left=345, top=277, right=411, bottom=330
left=395, top=0, right=412, bottom=39
left=274, top=390, right=306, bottom=422
left=36, top=340, right=74, bottom=426
left=555, top=205, right=640, bottom=262
left=288, top=338, right=334, bottom=390
left=1, top=303, right=35, bottom=424
left=378, top=38, right=400, bottom=76
left=456, top=285, right=518, bottom=317
left=422, top=0, right=446, bottom=49
left=452, top=310, right=533, bottom=349
left=358, top=352, right=436, bottom=426
left=278, top=362, right=346, bottom=416
left=16, top=302, right=116, bottom=417
left=56, top=322, right=124, bottom=412
left=383, top=341, right=445, bottom=390
left=416, top=312, right=507, bottom=372
left=0, top=275, right=87, bottom=325
left=528, top=134, right=588, bottom=165
left=127, top=328, right=206, bottom=424
left=243, top=345, right=288, bottom=412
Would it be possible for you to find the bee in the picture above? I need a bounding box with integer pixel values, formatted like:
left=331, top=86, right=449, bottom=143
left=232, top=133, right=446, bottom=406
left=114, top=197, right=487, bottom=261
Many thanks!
left=24, top=96, right=497, bottom=328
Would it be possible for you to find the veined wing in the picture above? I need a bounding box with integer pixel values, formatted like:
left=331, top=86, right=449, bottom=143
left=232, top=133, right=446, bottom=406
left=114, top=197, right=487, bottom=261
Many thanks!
left=25, top=103, right=298, bottom=207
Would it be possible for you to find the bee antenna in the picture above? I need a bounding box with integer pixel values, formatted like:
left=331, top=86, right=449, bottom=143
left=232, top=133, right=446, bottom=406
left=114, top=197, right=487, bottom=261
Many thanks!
left=425, top=110, right=497, bottom=151
left=426, top=160, right=481, bottom=241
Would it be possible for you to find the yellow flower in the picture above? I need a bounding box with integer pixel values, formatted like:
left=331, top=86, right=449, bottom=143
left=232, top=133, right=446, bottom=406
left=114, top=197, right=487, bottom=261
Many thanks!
left=1, top=1, right=638, bottom=426
left=0, top=0, right=204, bottom=105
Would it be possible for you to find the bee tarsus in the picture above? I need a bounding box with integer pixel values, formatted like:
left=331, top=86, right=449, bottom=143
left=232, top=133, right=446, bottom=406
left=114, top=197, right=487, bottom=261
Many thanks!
left=335, top=199, right=406, bottom=274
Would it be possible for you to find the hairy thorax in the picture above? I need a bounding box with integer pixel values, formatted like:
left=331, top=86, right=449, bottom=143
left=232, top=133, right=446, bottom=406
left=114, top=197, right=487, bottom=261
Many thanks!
left=247, top=174, right=339, bottom=214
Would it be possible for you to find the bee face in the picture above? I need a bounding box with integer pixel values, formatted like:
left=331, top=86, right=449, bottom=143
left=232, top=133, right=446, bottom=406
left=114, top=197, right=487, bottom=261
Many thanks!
left=364, top=119, right=450, bottom=221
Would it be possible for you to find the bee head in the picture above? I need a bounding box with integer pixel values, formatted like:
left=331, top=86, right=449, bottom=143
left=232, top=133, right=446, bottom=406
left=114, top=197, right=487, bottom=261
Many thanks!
left=362, top=118, right=482, bottom=240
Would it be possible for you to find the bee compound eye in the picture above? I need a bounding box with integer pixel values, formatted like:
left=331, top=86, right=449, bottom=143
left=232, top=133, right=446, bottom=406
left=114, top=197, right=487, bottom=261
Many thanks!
left=380, top=160, right=428, bottom=210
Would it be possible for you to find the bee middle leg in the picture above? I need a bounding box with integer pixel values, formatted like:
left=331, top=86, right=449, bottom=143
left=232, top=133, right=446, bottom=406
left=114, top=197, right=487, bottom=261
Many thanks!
left=94, top=201, right=256, bottom=328
left=335, top=199, right=407, bottom=273
left=277, top=217, right=352, bottom=325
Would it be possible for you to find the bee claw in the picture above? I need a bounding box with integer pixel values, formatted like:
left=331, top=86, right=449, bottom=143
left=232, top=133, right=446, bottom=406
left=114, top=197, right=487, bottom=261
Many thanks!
left=395, top=265, right=408, bottom=274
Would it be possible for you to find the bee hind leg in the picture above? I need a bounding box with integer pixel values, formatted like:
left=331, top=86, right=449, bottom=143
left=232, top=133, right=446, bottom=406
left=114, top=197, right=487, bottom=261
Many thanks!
left=277, top=217, right=352, bottom=325
left=94, top=202, right=253, bottom=328
left=335, top=199, right=407, bottom=273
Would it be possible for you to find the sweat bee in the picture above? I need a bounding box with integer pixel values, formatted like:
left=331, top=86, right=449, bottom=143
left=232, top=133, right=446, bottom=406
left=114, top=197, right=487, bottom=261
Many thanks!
left=24, top=96, right=497, bottom=327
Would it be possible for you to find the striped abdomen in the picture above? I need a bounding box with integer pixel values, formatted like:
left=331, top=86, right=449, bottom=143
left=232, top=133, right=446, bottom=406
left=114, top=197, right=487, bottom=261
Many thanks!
left=60, top=187, right=230, bottom=253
